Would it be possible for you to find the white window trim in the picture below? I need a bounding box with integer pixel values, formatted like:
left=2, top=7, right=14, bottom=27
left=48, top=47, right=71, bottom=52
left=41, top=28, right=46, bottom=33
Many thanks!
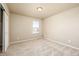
left=32, top=20, right=40, bottom=34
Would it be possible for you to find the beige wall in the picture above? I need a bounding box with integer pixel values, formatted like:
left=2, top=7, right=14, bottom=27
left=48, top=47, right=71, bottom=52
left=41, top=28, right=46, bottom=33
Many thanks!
left=10, top=13, right=42, bottom=44
left=43, top=7, right=79, bottom=48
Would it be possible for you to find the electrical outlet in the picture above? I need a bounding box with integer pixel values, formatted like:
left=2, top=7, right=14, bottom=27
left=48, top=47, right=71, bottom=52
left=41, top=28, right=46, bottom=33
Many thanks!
left=68, top=40, right=71, bottom=43
left=17, top=37, right=20, bottom=40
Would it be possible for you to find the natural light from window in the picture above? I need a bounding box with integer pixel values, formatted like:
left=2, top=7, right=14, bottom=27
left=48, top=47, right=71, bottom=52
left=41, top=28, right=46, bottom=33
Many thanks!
left=32, top=20, right=39, bottom=34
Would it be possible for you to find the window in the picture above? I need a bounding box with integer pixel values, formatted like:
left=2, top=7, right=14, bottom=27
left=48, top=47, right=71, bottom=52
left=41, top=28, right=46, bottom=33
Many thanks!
left=32, top=20, right=39, bottom=34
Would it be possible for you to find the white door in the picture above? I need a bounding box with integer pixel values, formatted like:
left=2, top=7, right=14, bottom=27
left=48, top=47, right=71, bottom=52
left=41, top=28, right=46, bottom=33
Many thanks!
left=3, top=11, right=9, bottom=52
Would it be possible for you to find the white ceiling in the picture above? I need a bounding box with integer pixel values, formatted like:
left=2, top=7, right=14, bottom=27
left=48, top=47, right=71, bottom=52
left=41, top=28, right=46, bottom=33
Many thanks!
left=7, top=3, right=79, bottom=19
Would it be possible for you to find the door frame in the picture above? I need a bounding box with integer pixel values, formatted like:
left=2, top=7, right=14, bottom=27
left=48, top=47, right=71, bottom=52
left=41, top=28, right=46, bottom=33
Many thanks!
left=0, top=4, right=4, bottom=52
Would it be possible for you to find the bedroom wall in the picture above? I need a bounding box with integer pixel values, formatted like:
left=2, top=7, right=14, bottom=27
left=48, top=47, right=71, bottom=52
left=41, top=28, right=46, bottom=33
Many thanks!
left=10, top=13, right=42, bottom=44
left=43, top=7, right=79, bottom=48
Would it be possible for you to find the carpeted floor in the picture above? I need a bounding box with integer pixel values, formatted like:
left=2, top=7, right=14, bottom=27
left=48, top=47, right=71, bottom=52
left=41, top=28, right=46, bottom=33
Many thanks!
left=0, top=39, right=79, bottom=56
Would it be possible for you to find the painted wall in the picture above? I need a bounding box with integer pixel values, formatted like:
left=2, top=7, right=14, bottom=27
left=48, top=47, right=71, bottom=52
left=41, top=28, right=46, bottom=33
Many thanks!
left=10, top=13, right=42, bottom=44
left=43, top=7, right=79, bottom=48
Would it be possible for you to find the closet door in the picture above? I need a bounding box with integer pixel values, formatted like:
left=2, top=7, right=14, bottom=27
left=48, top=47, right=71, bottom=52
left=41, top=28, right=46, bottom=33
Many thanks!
left=0, top=4, right=9, bottom=52
left=3, top=11, right=9, bottom=52
left=0, top=4, right=3, bottom=52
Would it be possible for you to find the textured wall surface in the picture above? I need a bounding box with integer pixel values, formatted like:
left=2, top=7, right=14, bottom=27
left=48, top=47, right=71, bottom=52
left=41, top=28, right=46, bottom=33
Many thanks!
left=10, top=13, right=42, bottom=44
left=43, top=7, right=79, bottom=48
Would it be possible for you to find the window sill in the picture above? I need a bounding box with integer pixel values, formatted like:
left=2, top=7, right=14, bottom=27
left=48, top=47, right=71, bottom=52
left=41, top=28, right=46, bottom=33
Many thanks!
left=32, top=32, right=39, bottom=34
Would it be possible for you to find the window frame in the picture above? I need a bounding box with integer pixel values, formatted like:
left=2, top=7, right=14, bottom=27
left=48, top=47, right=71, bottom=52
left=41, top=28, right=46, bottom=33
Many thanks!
left=32, top=20, right=40, bottom=34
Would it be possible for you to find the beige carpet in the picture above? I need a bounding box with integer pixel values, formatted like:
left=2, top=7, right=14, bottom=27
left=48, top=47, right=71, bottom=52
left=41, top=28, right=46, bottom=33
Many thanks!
left=0, top=39, right=79, bottom=56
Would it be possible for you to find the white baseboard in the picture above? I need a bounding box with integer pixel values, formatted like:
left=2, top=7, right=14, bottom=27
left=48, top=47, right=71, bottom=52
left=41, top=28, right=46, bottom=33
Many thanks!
left=10, top=37, right=42, bottom=45
left=45, top=38, right=79, bottom=50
